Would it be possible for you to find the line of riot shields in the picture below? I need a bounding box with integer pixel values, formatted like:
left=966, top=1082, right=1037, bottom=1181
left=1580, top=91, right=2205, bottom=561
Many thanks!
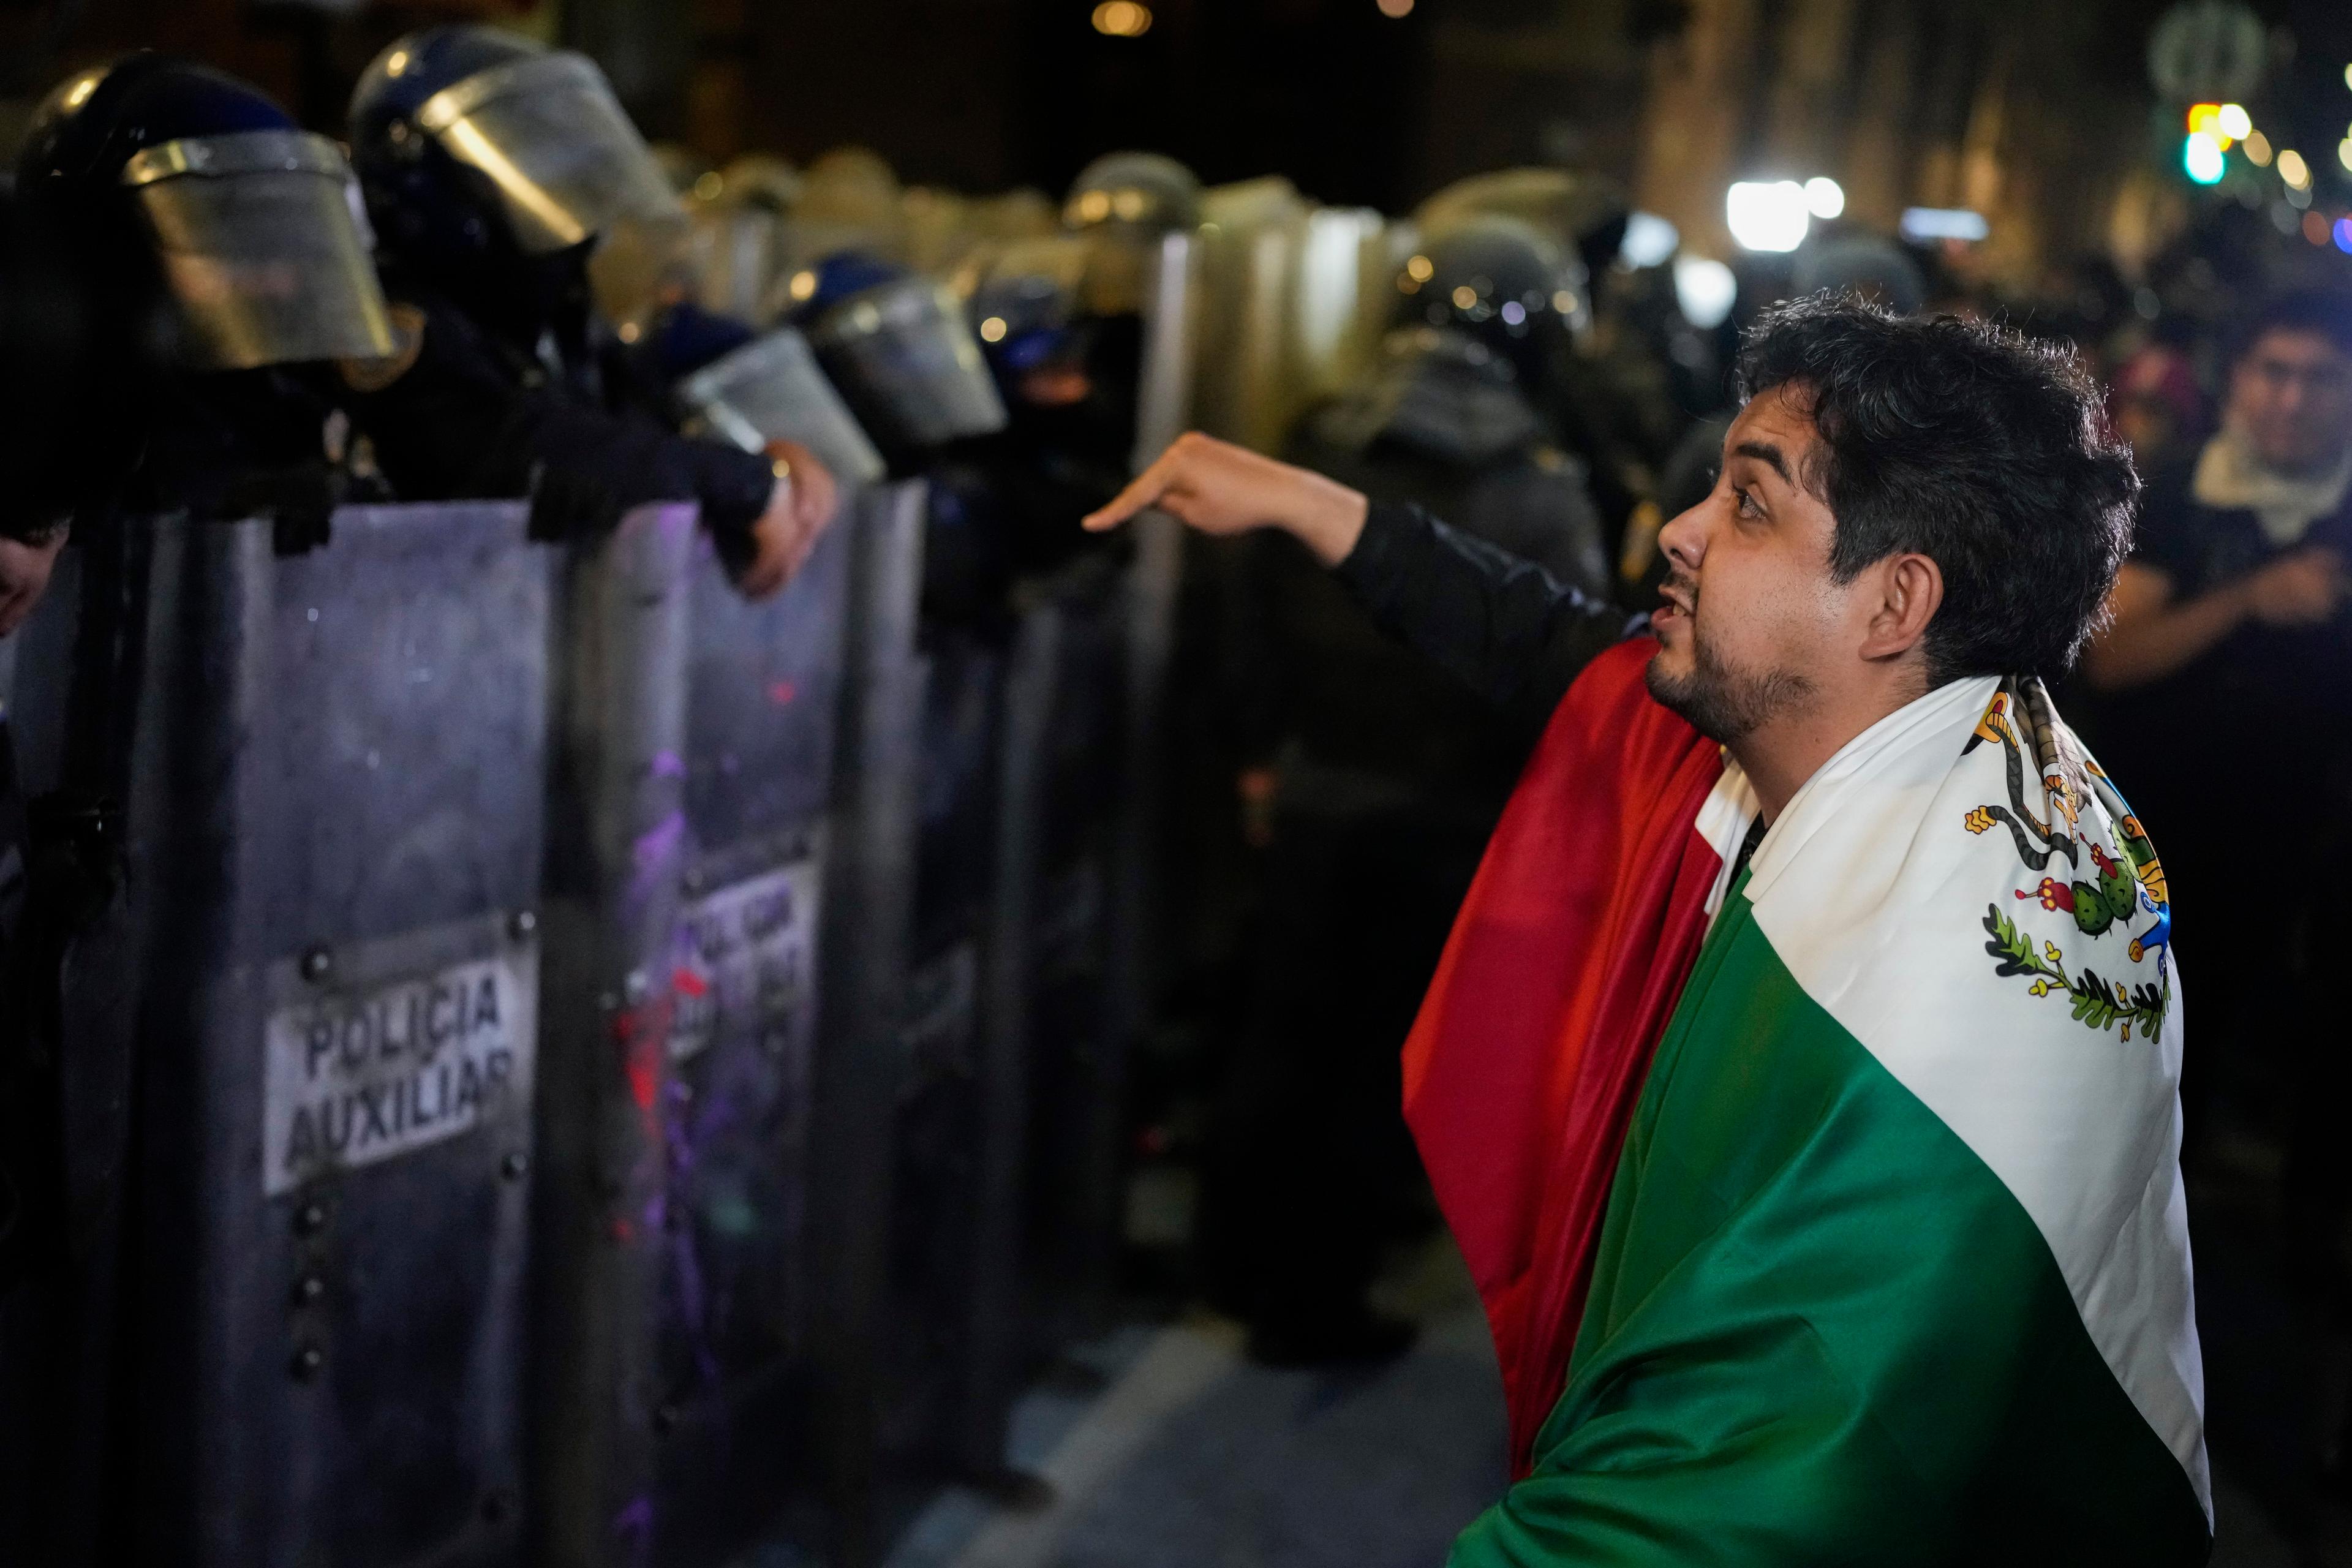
left=0, top=396, right=1184, bottom=1568
left=0, top=80, right=1234, bottom=1568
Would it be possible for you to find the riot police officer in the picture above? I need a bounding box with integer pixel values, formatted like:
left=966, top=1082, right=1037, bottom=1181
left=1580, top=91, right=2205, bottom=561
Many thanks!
left=1200, top=216, right=1614, bottom=1366
left=14, top=55, right=398, bottom=538
left=1294, top=215, right=1611, bottom=594
left=3, top=58, right=407, bottom=1560
left=344, top=26, right=832, bottom=596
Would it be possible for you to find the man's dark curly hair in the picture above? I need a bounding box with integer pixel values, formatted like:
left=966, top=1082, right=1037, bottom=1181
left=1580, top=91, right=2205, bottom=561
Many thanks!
left=1735, top=296, right=2139, bottom=684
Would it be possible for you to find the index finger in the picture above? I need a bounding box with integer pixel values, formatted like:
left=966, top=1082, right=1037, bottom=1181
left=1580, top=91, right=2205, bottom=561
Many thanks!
left=1083, top=445, right=1183, bottom=532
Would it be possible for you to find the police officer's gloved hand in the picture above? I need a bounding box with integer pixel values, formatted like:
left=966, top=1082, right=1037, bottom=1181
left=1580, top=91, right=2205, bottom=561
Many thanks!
left=0, top=521, right=67, bottom=638
left=728, top=439, right=838, bottom=601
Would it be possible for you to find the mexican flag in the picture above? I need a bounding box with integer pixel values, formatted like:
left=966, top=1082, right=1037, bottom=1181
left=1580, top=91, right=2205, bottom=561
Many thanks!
left=1406, top=638, right=2210, bottom=1561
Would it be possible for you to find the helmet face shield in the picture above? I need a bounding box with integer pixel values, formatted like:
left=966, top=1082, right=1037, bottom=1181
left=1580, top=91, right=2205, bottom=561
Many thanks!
left=811, top=278, right=1008, bottom=450
left=677, top=326, right=888, bottom=485
left=415, top=51, right=682, bottom=254
left=121, top=129, right=394, bottom=371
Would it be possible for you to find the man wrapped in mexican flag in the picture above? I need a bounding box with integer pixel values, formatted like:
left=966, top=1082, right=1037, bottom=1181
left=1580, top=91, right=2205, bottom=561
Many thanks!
left=1088, top=297, right=2209, bottom=1562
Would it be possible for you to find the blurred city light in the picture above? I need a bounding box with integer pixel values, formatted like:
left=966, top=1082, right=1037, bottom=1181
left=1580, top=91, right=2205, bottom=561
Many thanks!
left=2279, top=148, right=2312, bottom=189
left=1804, top=177, right=1847, bottom=219
left=2246, top=130, right=2273, bottom=165
left=2182, top=132, right=2226, bottom=184
left=2341, top=138, right=2352, bottom=173
left=1091, top=1, right=1153, bottom=37
left=979, top=316, right=1007, bottom=342
left=2187, top=104, right=2220, bottom=135
left=1899, top=207, right=1991, bottom=243
left=2344, top=62, right=2351, bottom=91
left=1619, top=211, right=1680, bottom=269
left=1376, top=0, right=1415, bottom=15
left=2217, top=104, right=2253, bottom=141
left=1725, top=181, right=1811, bottom=252
left=2304, top=211, right=2331, bottom=246
left=2337, top=218, right=2352, bottom=256
left=1672, top=257, right=1738, bottom=328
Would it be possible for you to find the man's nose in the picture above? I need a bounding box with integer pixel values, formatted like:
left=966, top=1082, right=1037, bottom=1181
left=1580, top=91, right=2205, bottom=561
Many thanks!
left=1657, top=500, right=1706, bottom=572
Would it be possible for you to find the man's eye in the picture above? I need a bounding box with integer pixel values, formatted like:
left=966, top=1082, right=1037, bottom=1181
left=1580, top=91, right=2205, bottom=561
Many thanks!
left=1735, top=487, right=1762, bottom=518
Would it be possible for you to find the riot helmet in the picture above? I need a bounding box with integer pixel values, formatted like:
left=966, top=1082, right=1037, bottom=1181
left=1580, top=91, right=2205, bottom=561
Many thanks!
left=1064, top=151, right=1200, bottom=235
left=802, top=255, right=1008, bottom=453
left=774, top=249, right=906, bottom=325
left=682, top=156, right=802, bottom=324
left=965, top=236, right=1091, bottom=382
left=665, top=315, right=889, bottom=486
left=1415, top=167, right=1629, bottom=287
left=1395, top=214, right=1586, bottom=377
left=788, top=146, right=908, bottom=264
left=17, top=55, right=393, bottom=372
left=349, top=27, right=682, bottom=272
left=1064, top=153, right=1198, bottom=322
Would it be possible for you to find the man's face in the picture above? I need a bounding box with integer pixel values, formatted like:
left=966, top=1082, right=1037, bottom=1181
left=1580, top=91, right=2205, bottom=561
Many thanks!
left=2229, top=328, right=2352, bottom=475
left=1645, top=386, right=1847, bottom=743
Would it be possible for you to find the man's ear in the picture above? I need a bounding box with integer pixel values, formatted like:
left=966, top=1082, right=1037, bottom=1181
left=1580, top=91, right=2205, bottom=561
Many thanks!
left=1858, top=552, right=1943, bottom=663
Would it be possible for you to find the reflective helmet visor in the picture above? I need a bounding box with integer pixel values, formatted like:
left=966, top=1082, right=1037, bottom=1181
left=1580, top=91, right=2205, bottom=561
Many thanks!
left=677, top=326, right=888, bottom=485
left=415, top=51, right=682, bottom=254
left=120, top=129, right=394, bottom=371
left=811, top=278, right=1008, bottom=450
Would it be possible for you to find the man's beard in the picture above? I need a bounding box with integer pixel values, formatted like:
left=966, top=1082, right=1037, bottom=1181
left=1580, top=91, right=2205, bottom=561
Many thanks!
left=1643, top=579, right=1816, bottom=744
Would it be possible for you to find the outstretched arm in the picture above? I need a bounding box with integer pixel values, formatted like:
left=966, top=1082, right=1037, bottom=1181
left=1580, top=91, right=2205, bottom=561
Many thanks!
left=1087, top=433, right=1634, bottom=724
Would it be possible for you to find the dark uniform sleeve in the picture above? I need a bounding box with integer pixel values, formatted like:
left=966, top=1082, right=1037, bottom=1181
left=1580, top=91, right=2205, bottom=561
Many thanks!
left=1332, top=499, right=1640, bottom=729
left=349, top=298, right=777, bottom=563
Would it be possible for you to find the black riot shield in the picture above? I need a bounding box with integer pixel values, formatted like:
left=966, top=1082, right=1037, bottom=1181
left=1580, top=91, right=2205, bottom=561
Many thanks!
left=875, top=616, right=1011, bottom=1510
left=894, top=552, right=1136, bottom=1518
left=1012, top=557, right=1133, bottom=1354
left=527, top=501, right=699, bottom=1568
left=804, top=480, right=928, bottom=1568
left=0, top=503, right=551, bottom=1568
left=643, top=502, right=851, bottom=1564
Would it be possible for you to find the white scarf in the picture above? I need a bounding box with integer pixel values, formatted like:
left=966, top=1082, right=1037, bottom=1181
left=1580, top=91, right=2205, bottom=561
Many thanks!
left=2190, top=425, right=2352, bottom=546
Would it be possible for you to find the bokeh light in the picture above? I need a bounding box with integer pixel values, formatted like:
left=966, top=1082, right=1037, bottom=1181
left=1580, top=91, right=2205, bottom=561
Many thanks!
left=2182, top=133, right=2225, bottom=185
left=2337, top=217, right=2352, bottom=256
left=1725, top=180, right=1811, bottom=252
left=2246, top=131, right=2273, bottom=166
left=1091, top=1, right=1153, bottom=37
left=1673, top=256, right=1738, bottom=328
left=2280, top=148, right=2312, bottom=189
left=2217, top=104, right=2252, bottom=141
left=1618, top=211, right=1681, bottom=269
left=1803, top=177, right=1846, bottom=219
left=1376, top=0, right=1415, bottom=16
left=2304, top=211, right=2332, bottom=246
